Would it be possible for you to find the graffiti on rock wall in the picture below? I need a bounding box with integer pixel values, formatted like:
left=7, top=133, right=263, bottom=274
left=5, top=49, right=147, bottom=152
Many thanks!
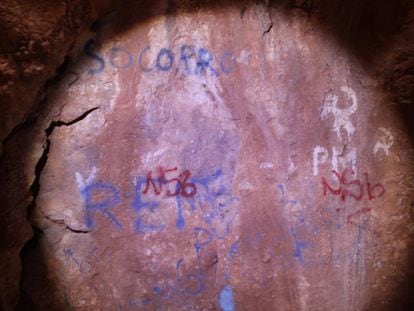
left=63, top=248, right=81, bottom=269
left=142, top=167, right=197, bottom=198
left=116, top=258, right=206, bottom=310
left=84, top=39, right=237, bottom=76
left=321, top=86, right=358, bottom=142
left=76, top=167, right=124, bottom=229
left=347, top=207, right=373, bottom=226
left=75, top=166, right=238, bottom=235
left=277, top=184, right=313, bottom=266
left=69, top=175, right=384, bottom=309
left=373, top=128, right=394, bottom=157
left=322, top=169, right=385, bottom=202
left=312, top=145, right=357, bottom=176
left=219, top=285, right=235, bottom=311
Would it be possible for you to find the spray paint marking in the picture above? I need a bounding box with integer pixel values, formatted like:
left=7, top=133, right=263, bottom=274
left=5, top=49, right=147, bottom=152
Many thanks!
left=322, top=169, right=385, bottom=202
left=219, top=286, right=235, bottom=311
left=131, top=176, right=165, bottom=233
left=76, top=167, right=123, bottom=229
left=347, top=208, right=372, bottom=225
left=84, top=42, right=237, bottom=77
left=373, top=128, right=394, bottom=157
left=278, top=184, right=310, bottom=265
left=75, top=167, right=236, bottom=233
left=312, top=145, right=357, bottom=176
left=321, top=86, right=358, bottom=142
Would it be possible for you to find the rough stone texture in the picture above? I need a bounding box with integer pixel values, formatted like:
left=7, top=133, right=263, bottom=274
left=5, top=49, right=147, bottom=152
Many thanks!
left=0, top=0, right=125, bottom=308
left=1, top=0, right=414, bottom=310
left=0, top=0, right=127, bottom=143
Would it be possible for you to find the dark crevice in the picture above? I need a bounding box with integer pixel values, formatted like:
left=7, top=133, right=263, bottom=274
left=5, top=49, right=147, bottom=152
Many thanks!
left=65, top=227, right=91, bottom=234
left=67, top=71, right=80, bottom=88
left=240, top=6, right=247, bottom=19
left=0, top=115, right=39, bottom=165
left=56, top=56, right=72, bottom=76
left=291, top=0, right=314, bottom=15
left=17, top=106, right=99, bottom=309
left=19, top=226, right=44, bottom=257
left=45, top=107, right=99, bottom=135
left=1, top=114, right=38, bottom=144
left=30, top=107, right=99, bottom=196
left=37, top=207, right=91, bottom=234
left=2, top=57, right=73, bottom=160
left=15, top=225, right=44, bottom=310
left=91, top=10, right=120, bottom=31
left=165, top=0, right=178, bottom=15
left=28, top=106, right=99, bottom=223
left=263, top=3, right=274, bottom=38
left=262, top=22, right=273, bottom=37
left=207, top=255, right=219, bottom=271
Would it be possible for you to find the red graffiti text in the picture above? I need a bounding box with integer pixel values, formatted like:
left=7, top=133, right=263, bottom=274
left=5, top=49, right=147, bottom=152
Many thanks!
left=322, top=169, right=385, bottom=201
left=143, top=167, right=197, bottom=198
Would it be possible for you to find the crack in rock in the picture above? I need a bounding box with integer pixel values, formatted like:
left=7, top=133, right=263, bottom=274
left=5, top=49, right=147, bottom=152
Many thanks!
left=29, top=107, right=100, bottom=233
left=262, top=22, right=274, bottom=37
left=262, top=3, right=274, bottom=38
left=16, top=106, right=99, bottom=308
left=38, top=206, right=91, bottom=234
left=30, top=107, right=99, bottom=201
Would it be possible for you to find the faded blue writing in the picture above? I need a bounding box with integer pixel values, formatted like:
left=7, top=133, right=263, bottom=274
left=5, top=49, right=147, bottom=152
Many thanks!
left=80, top=182, right=123, bottom=229
left=84, top=42, right=237, bottom=76
left=219, top=286, right=235, bottom=311
left=131, top=176, right=166, bottom=233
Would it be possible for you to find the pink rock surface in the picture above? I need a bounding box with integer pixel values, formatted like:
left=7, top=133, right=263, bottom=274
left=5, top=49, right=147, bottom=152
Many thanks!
left=1, top=0, right=414, bottom=310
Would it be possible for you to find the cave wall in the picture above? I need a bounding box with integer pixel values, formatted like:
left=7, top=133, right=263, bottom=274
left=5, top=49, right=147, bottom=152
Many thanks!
left=1, top=0, right=414, bottom=310
left=0, top=0, right=126, bottom=308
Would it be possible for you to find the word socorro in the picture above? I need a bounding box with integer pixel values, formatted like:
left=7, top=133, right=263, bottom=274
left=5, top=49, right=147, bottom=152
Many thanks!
left=84, top=39, right=237, bottom=76
left=77, top=167, right=237, bottom=233
left=322, top=169, right=385, bottom=201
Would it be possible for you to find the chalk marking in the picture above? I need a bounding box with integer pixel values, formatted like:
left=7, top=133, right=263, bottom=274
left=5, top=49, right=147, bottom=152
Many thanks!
left=312, top=146, right=328, bottom=176
left=259, top=162, right=274, bottom=169
left=321, top=86, right=358, bottom=142
left=373, top=128, right=394, bottom=157
left=332, top=146, right=357, bottom=174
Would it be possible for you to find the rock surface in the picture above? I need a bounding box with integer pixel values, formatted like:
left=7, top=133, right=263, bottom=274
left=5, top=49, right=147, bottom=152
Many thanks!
left=1, top=0, right=414, bottom=310
left=0, top=0, right=124, bottom=308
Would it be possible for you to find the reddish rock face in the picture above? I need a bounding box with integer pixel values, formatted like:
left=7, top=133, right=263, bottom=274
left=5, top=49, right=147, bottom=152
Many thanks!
left=1, top=0, right=414, bottom=310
